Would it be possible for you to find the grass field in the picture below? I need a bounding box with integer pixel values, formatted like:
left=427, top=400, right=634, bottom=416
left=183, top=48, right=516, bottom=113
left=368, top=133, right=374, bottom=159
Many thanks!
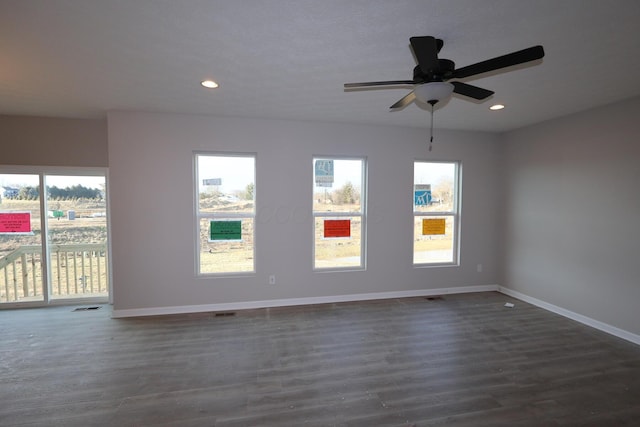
left=1, top=197, right=454, bottom=284
left=197, top=200, right=455, bottom=272
left=0, top=199, right=107, bottom=256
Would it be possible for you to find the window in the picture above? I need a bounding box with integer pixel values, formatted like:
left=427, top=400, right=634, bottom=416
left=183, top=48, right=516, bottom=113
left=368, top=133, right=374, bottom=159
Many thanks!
left=313, top=157, right=366, bottom=270
left=413, top=161, right=460, bottom=265
left=195, top=153, right=255, bottom=275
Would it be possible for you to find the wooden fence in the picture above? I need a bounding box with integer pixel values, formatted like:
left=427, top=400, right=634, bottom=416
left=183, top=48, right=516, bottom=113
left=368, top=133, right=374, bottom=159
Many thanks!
left=0, top=243, right=108, bottom=303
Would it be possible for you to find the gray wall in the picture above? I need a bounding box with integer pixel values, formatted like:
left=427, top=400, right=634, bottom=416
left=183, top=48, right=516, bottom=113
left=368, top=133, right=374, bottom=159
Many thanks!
left=107, top=112, right=502, bottom=313
left=2, top=101, right=638, bottom=338
left=0, top=115, right=108, bottom=167
left=501, top=96, right=640, bottom=335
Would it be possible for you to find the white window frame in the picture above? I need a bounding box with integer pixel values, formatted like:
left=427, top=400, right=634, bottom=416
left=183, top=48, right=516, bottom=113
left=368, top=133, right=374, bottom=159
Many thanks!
left=312, top=156, right=367, bottom=271
left=194, top=152, right=256, bottom=276
left=413, top=160, right=461, bottom=267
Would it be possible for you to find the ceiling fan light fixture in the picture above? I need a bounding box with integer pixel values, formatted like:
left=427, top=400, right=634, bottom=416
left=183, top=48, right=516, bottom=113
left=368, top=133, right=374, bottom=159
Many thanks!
left=414, top=82, right=454, bottom=105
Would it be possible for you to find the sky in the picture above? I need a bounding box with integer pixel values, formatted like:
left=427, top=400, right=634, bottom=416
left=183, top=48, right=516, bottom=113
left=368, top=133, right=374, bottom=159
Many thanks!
left=197, top=156, right=365, bottom=195
left=1, top=160, right=449, bottom=196
left=313, top=158, right=363, bottom=192
left=0, top=174, right=105, bottom=189
left=197, top=155, right=255, bottom=194
left=414, top=162, right=455, bottom=186
left=196, top=155, right=451, bottom=195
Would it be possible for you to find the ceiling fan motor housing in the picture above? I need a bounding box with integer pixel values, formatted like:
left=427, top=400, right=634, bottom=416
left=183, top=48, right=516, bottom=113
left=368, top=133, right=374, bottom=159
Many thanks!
left=413, top=59, right=455, bottom=83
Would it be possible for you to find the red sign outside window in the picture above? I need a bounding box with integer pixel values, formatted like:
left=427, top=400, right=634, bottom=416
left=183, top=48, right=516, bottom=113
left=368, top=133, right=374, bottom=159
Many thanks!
left=324, top=219, right=351, bottom=238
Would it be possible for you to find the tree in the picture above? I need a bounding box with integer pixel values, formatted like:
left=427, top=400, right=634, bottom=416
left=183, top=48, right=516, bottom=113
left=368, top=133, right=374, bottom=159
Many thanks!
left=333, top=182, right=359, bottom=205
left=18, top=186, right=39, bottom=200
left=433, top=177, right=454, bottom=207
left=46, top=184, right=102, bottom=200
left=244, top=183, right=255, bottom=201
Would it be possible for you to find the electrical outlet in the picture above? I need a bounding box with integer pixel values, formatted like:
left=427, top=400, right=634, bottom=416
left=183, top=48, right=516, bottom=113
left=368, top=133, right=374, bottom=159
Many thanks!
left=477, top=264, right=483, bottom=273
left=268, top=275, right=276, bottom=285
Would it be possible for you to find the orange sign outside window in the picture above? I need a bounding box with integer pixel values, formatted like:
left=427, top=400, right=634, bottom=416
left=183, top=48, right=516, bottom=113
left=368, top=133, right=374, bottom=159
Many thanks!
left=422, top=218, right=446, bottom=235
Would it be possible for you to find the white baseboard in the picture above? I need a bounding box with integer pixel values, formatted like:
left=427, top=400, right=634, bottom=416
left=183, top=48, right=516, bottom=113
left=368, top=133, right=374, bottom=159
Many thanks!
left=112, top=284, right=639, bottom=347
left=111, top=284, right=499, bottom=318
left=498, top=286, right=640, bottom=346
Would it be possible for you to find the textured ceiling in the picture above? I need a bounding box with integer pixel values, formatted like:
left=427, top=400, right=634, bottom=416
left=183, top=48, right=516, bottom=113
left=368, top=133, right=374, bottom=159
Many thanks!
left=1, top=0, right=640, bottom=132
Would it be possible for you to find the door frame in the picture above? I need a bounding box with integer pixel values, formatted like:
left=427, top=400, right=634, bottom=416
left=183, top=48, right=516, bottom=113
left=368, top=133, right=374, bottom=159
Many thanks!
left=0, top=165, right=112, bottom=308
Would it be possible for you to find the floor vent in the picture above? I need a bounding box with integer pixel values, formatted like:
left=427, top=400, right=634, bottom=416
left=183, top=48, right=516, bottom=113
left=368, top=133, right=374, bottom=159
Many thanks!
left=73, top=306, right=101, bottom=311
left=215, top=312, right=236, bottom=317
left=425, top=296, right=444, bottom=301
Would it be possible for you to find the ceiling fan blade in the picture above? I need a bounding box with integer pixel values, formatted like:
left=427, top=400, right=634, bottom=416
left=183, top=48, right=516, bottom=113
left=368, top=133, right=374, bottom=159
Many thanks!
left=451, top=82, right=494, bottom=100
left=452, top=45, right=545, bottom=79
left=344, top=80, right=415, bottom=88
left=410, top=36, right=439, bottom=74
left=390, top=92, right=415, bottom=109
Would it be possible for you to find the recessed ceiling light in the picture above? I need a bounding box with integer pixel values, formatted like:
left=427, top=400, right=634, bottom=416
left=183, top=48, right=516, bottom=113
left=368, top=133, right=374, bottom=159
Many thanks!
left=201, top=80, right=218, bottom=89
left=489, top=104, right=505, bottom=111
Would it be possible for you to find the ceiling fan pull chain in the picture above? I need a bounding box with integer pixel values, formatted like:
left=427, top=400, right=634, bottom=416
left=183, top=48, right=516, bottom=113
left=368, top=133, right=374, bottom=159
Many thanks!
left=429, top=103, right=434, bottom=151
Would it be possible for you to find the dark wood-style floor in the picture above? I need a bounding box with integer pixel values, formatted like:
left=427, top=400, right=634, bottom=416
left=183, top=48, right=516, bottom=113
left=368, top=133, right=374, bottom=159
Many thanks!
left=1, top=292, right=639, bottom=426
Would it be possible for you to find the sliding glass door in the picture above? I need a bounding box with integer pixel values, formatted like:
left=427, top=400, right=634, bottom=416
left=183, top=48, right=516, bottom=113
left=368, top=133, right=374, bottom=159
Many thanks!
left=0, top=169, right=109, bottom=306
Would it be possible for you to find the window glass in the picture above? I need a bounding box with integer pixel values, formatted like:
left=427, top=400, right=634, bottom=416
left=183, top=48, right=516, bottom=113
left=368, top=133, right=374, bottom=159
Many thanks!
left=0, top=174, right=44, bottom=303
left=1, top=170, right=109, bottom=305
left=313, top=158, right=366, bottom=270
left=45, top=175, right=108, bottom=299
left=195, top=154, right=255, bottom=274
left=413, top=161, right=459, bottom=265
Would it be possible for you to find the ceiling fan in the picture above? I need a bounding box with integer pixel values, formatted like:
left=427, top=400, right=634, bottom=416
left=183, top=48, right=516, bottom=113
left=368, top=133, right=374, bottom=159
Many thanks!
left=344, top=36, right=545, bottom=109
